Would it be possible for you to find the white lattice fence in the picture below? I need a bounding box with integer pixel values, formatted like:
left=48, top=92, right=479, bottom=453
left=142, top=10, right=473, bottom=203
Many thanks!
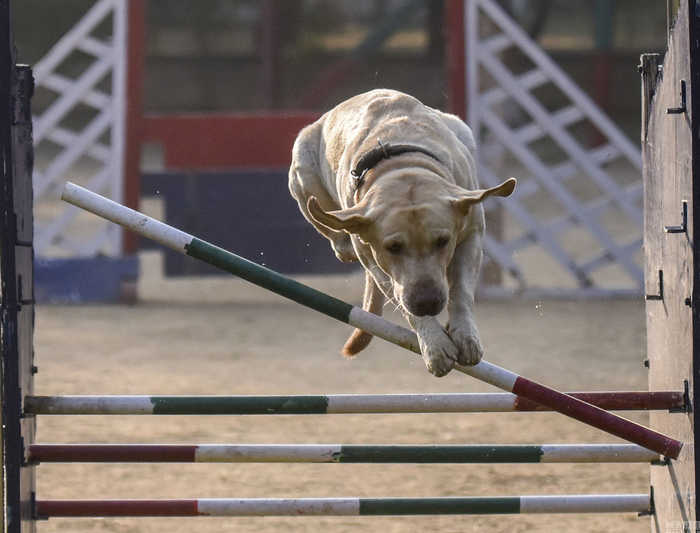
left=32, top=0, right=126, bottom=258
left=468, top=0, right=644, bottom=297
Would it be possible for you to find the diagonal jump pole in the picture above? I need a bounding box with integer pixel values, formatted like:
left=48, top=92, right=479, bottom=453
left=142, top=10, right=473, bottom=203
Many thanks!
left=61, top=182, right=682, bottom=459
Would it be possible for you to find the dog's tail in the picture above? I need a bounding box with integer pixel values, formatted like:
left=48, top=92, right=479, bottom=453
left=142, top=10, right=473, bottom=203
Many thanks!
left=342, top=329, right=374, bottom=356
left=342, top=271, right=385, bottom=357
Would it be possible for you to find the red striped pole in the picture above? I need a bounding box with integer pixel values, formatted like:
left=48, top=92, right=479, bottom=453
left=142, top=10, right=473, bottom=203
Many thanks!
left=508, top=377, right=682, bottom=458
left=26, top=443, right=661, bottom=464
left=35, top=495, right=651, bottom=517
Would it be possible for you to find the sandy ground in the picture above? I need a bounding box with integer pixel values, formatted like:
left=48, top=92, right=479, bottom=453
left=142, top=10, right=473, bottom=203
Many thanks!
left=31, top=258, right=652, bottom=533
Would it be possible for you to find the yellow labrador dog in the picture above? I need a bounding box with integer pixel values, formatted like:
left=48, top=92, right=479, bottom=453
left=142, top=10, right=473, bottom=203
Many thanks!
left=289, top=89, right=515, bottom=376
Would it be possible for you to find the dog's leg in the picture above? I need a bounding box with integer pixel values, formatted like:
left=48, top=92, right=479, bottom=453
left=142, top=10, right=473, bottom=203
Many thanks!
left=446, top=230, right=484, bottom=366
left=439, top=111, right=485, bottom=365
left=342, top=270, right=385, bottom=356
left=406, top=315, right=458, bottom=377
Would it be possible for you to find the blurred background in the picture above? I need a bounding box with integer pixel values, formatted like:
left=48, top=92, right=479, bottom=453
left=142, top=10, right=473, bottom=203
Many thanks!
left=15, top=0, right=667, bottom=117
left=11, top=0, right=670, bottom=302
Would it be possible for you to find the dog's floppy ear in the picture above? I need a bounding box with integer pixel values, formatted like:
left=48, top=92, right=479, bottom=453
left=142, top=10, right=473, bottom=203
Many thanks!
left=452, top=177, right=516, bottom=216
left=307, top=196, right=371, bottom=234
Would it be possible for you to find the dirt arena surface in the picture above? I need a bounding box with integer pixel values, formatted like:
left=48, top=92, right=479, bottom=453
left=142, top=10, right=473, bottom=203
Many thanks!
left=33, top=265, right=651, bottom=533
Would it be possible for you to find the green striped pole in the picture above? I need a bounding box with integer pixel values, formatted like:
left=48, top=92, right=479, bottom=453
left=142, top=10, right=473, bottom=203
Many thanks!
left=60, top=182, right=682, bottom=459
left=23, top=390, right=685, bottom=415
left=36, top=494, right=651, bottom=517
left=27, top=443, right=660, bottom=464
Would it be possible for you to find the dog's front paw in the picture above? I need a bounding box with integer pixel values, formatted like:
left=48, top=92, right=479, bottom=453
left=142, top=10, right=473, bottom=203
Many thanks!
left=447, top=325, right=484, bottom=366
left=416, top=326, right=458, bottom=377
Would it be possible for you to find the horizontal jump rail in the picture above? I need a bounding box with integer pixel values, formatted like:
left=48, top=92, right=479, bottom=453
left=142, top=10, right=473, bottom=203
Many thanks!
left=24, top=391, right=685, bottom=415
left=27, top=443, right=660, bottom=464
left=61, top=182, right=683, bottom=459
left=35, top=494, right=651, bottom=517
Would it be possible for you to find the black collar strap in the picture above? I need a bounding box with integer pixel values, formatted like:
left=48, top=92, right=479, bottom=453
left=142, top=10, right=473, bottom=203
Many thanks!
left=350, top=140, right=441, bottom=190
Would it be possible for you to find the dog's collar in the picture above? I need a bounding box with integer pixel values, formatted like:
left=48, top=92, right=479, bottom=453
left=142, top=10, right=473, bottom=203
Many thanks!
left=350, top=140, right=441, bottom=191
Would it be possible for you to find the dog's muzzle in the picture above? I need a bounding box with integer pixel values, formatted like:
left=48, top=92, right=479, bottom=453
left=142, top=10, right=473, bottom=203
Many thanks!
left=404, top=279, right=446, bottom=317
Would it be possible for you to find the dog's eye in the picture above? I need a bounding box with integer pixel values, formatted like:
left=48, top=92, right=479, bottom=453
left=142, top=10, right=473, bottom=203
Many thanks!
left=385, top=242, right=404, bottom=255
left=434, top=236, right=450, bottom=249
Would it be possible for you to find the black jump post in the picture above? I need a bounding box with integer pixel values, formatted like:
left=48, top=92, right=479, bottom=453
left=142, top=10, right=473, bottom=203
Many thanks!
left=0, top=1, right=36, bottom=531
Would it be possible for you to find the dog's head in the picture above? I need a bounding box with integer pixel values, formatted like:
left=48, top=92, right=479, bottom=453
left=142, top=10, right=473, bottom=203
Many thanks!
left=307, top=176, right=516, bottom=317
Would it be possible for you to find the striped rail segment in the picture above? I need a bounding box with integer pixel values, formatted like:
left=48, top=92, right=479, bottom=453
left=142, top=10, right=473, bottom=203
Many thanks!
left=24, top=391, right=685, bottom=415
left=60, top=182, right=683, bottom=459
left=35, top=494, right=651, bottom=517
left=27, top=443, right=660, bottom=464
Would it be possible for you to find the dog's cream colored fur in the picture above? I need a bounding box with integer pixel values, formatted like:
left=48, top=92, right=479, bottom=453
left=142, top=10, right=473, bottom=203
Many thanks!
left=289, top=89, right=515, bottom=376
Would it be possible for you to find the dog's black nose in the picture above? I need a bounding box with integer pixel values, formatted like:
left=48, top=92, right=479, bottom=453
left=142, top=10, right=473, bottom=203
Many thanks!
left=405, top=280, right=445, bottom=316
